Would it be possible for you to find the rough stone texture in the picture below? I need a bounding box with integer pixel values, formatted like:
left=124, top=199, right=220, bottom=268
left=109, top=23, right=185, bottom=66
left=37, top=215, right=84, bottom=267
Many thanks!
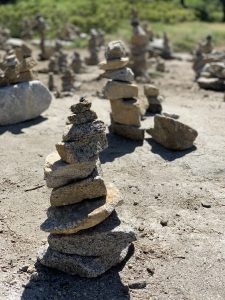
left=67, top=110, right=97, bottom=125
left=110, top=98, right=141, bottom=126
left=50, top=165, right=107, bottom=206
left=56, top=133, right=107, bottom=164
left=104, top=81, right=138, bottom=99
left=102, top=68, right=134, bottom=82
left=62, top=120, right=106, bottom=142
left=144, top=84, right=159, bottom=97
left=44, top=152, right=96, bottom=189
left=105, top=40, right=126, bottom=61
left=48, top=211, right=136, bottom=256
left=70, top=98, right=91, bottom=114
left=147, top=114, right=198, bottom=150
left=41, top=184, right=122, bottom=234
left=99, top=58, right=129, bottom=71
left=0, top=80, right=52, bottom=126
left=204, top=62, right=225, bottom=79
left=197, top=77, right=225, bottom=91
left=146, top=96, right=163, bottom=114
left=38, top=244, right=130, bottom=278
left=110, top=119, right=145, bottom=141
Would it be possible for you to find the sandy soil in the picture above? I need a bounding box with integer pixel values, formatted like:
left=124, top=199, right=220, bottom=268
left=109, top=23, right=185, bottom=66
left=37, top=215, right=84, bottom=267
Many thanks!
left=0, top=48, right=225, bottom=300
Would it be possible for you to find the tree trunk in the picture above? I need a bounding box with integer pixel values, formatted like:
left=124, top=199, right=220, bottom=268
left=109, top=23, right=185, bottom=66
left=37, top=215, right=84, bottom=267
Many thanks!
left=221, top=1, right=225, bottom=22
left=180, top=0, right=187, bottom=8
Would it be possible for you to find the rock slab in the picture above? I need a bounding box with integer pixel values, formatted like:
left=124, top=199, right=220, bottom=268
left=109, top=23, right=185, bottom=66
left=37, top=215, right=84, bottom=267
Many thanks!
left=0, top=80, right=52, bottom=126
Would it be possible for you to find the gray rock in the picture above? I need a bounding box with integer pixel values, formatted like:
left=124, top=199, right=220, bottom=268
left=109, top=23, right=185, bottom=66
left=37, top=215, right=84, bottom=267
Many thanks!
left=70, top=97, right=91, bottom=114
left=67, top=110, right=97, bottom=125
left=105, top=40, right=126, bottom=60
left=147, top=114, right=198, bottom=150
left=38, top=244, right=130, bottom=278
left=197, top=77, right=225, bottom=91
left=44, top=152, right=96, bottom=188
left=48, top=211, right=136, bottom=256
left=41, top=184, right=122, bottom=234
left=56, top=133, right=108, bottom=164
left=50, top=164, right=107, bottom=206
left=146, top=96, right=163, bottom=114
left=204, top=62, right=225, bottom=79
left=0, top=80, right=52, bottom=125
left=102, top=67, right=134, bottom=82
left=62, top=120, right=106, bottom=142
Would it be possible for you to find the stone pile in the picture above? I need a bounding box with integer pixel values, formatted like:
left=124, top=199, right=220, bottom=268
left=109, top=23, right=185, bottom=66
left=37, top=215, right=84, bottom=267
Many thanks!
left=197, top=62, right=225, bottom=91
left=61, top=69, right=81, bottom=96
left=100, top=40, right=145, bottom=140
left=85, top=29, right=99, bottom=66
left=130, top=11, right=150, bottom=83
left=144, top=84, right=163, bottom=114
left=38, top=97, right=136, bottom=277
left=147, top=114, right=198, bottom=151
left=161, top=32, right=173, bottom=59
left=70, top=51, right=83, bottom=73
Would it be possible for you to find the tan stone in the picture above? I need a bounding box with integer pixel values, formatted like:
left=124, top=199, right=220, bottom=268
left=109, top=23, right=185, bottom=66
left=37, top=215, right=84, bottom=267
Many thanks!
left=44, top=152, right=96, bottom=189
left=41, top=184, right=122, bottom=234
left=144, top=84, right=159, bottom=97
left=110, top=98, right=141, bottom=126
left=99, top=58, right=129, bottom=71
left=104, top=81, right=138, bottom=99
left=50, top=165, right=107, bottom=206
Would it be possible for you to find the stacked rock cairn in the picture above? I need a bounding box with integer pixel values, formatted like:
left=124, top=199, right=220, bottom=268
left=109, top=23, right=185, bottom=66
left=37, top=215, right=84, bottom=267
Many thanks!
left=100, top=40, right=145, bottom=141
left=38, top=97, right=136, bottom=278
left=144, top=84, right=163, bottom=114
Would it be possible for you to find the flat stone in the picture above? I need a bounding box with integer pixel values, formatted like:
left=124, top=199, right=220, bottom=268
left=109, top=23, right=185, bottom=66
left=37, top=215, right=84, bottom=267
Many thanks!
left=41, top=184, right=122, bottom=234
left=0, top=80, right=52, bottom=126
left=44, top=152, right=96, bottom=188
left=56, top=133, right=107, bottom=164
left=70, top=97, right=91, bottom=114
left=38, top=244, right=130, bottom=278
left=48, top=211, right=136, bottom=256
left=147, top=114, right=198, bottom=150
left=62, top=120, right=106, bottom=142
left=104, top=81, right=138, bottom=99
left=146, top=96, right=163, bottom=114
left=105, top=40, right=126, bottom=60
left=99, top=58, right=129, bottom=71
left=204, top=62, right=225, bottom=79
left=144, top=84, right=159, bottom=97
left=102, top=67, right=134, bottom=82
left=67, top=110, right=97, bottom=125
left=110, top=98, right=141, bottom=126
left=50, top=165, right=107, bottom=207
left=197, top=77, right=225, bottom=91
left=110, top=119, right=145, bottom=141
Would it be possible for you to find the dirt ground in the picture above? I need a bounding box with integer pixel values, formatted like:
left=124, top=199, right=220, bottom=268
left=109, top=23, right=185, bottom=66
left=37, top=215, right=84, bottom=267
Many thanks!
left=0, top=47, right=225, bottom=300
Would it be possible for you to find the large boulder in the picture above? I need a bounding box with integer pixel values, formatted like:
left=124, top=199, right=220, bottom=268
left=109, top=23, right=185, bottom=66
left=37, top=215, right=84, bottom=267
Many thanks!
left=147, top=115, right=198, bottom=150
left=0, top=80, right=52, bottom=125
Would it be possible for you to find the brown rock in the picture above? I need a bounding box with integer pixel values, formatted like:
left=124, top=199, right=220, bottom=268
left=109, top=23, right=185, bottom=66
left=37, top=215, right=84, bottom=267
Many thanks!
left=40, top=184, right=123, bottom=234
left=104, top=81, right=138, bottom=99
left=110, top=119, right=144, bottom=140
left=144, top=84, right=159, bottom=97
left=67, top=110, right=97, bottom=125
left=110, top=98, right=141, bottom=126
left=99, top=58, right=129, bottom=71
left=50, top=165, right=107, bottom=207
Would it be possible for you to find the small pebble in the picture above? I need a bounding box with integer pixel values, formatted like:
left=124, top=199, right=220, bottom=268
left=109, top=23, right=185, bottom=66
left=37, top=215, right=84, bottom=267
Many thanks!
left=160, top=219, right=168, bottom=227
left=201, top=201, right=211, bottom=208
left=128, top=280, right=147, bottom=289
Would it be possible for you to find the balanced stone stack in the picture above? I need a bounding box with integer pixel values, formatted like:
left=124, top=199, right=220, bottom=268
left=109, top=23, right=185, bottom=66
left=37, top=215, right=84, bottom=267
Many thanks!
left=144, top=84, right=163, bottom=114
left=100, top=40, right=145, bottom=141
left=38, top=97, right=136, bottom=277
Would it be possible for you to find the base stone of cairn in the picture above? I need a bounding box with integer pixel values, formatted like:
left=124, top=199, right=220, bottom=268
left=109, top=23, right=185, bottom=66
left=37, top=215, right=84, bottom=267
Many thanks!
left=100, top=40, right=145, bottom=141
left=144, top=84, right=163, bottom=114
left=147, top=114, right=198, bottom=151
left=197, top=62, right=225, bottom=91
left=0, top=80, right=52, bottom=125
left=39, top=97, right=136, bottom=277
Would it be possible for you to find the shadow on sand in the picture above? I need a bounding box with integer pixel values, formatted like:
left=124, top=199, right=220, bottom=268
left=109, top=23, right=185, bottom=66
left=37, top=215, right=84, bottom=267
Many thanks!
left=100, top=133, right=143, bottom=163
left=20, top=246, right=134, bottom=300
left=146, top=138, right=197, bottom=161
left=0, top=116, right=47, bottom=135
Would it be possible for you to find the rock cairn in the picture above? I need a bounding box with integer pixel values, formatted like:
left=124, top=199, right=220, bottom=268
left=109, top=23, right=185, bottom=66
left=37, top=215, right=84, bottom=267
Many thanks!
left=85, top=29, right=99, bottom=66
left=100, top=40, right=145, bottom=140
left=144, top=84, right=163, bottom=114
left=147, top=114, right=198, bottom=151
left=71, top=51, right=83, bottom=73
left=38, top=97, right=136, bottom=277
left=161, top=32, right=173, bottom=59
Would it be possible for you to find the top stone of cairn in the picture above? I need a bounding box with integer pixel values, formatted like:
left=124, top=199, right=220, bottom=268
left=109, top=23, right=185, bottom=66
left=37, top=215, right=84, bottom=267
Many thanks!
left=105, top=40, right=126, bottom=61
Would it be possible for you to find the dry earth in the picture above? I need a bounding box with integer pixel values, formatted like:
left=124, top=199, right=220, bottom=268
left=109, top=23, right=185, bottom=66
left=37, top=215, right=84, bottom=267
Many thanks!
left=0, top=48, right=225, bottom=300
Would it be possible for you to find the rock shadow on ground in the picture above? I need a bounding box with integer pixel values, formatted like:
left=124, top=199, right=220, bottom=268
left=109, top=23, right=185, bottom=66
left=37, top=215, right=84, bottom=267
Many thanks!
left=146, top=138, right=197, bottom=161
left=100, top=133, right=143, bottom=163
left=0, top=116, right=47, bottom=135
left=20, top=245, right=134, bottom=300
